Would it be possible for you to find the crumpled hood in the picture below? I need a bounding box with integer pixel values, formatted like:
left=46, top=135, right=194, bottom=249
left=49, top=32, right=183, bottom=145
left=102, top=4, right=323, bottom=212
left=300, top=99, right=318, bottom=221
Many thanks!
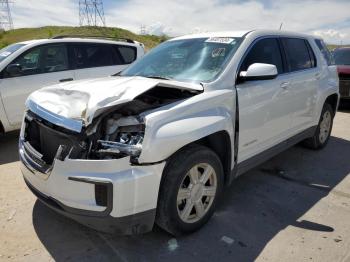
left=27, top=76, right=203, bottom=130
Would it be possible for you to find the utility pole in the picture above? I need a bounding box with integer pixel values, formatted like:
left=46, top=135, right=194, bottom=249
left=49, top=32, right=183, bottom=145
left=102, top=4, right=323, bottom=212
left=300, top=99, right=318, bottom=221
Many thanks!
left=79, top=0, right=106, bottom=27
left=279, top=23, right=283, bottom=30
left=0, top=0, right=13, bottom=31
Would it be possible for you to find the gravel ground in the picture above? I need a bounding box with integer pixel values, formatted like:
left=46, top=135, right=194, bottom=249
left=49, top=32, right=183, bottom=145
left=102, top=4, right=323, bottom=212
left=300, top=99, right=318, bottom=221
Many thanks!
left=0, top=110, right=349, bottom=262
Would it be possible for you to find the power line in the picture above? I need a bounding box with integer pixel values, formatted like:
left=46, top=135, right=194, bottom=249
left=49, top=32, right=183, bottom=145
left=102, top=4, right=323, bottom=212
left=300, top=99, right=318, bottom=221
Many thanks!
left=0, top=0, right=13, bottom=31
left=79, top=0, right=106, bottom=27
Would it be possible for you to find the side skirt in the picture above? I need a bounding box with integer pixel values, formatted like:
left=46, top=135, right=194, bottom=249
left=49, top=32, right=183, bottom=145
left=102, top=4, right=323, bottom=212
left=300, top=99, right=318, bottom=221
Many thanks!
left=233, top=126, right=317, bottom=178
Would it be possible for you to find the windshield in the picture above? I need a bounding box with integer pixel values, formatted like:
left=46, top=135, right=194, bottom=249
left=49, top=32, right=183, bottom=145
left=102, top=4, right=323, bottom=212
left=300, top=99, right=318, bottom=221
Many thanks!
left=333, top=49, right=350, bottom=65
left=0, top=43, right=26, bottom=63
left=121, top=37, right=242, bottom=83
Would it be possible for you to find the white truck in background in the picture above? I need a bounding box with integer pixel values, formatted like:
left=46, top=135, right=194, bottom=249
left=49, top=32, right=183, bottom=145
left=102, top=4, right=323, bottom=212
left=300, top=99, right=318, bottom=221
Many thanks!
left=0, top=37, right=144, bottom=134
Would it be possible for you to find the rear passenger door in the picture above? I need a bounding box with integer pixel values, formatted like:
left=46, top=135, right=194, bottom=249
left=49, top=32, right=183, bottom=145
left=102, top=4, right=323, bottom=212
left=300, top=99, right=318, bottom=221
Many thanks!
left=69, top=43, right=137, bottom=80
left=281, top=38, right=319, bottom=133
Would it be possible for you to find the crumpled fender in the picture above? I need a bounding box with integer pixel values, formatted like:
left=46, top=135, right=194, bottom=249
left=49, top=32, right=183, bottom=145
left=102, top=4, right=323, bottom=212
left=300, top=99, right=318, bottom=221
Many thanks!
left=138, top=89, right=236, bottom=163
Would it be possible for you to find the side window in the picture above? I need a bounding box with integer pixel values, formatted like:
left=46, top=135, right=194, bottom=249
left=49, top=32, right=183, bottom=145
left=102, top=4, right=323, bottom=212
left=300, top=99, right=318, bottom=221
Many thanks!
left=241, top=38, right=284, bottom=74
left=72, top=44, right=114, bottom=69
left=315, top=39, right=333, bottom=65
left=42, top=45, right=69, bottom=73
left=12, top=46, right=42, bottom=76
left=116, top=46, right=137, bottom=64
left=282, top=38, right=315, bottom=72
left=8, top=44, right=68, bottom=77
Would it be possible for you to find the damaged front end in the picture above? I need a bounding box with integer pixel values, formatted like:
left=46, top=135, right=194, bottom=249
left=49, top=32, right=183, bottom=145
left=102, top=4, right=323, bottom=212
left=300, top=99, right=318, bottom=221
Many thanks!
left=21, top=84, right=201, bottom=173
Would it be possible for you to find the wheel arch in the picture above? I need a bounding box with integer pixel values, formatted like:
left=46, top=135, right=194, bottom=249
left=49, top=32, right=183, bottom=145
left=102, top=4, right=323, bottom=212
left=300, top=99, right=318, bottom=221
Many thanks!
left=162, top=130, right=233, bottom=187
left=0, top=120, right=4, bottom=135
left=194, top=131, right=232, bottom=186
left=324, top=93, right=339, bottom=115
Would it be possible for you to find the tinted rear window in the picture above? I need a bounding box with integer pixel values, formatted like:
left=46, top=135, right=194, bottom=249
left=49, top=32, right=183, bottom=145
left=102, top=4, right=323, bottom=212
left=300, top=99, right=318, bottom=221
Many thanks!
left=315, top=39, right=333, bottom=65
left=71, top=44, right=114, bottom=69
left=282, top=38, right=315, bottom=72
left=116, top=46, right=136, bottom=64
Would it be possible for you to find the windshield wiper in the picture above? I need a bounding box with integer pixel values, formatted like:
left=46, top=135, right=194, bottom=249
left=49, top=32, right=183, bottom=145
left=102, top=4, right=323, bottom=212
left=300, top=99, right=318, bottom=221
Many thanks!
left=112, top=71, right=122, bottom=76
left=143, top=75, right=172, bottom=80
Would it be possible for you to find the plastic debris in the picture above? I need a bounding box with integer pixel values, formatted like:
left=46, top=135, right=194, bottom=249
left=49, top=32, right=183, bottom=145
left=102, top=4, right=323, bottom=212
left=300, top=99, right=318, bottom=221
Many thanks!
left=7, top=209, right=16, bottom=221
left=221, top=236, right=234, bottom=245
left=168, top=238, right=179, bottom=251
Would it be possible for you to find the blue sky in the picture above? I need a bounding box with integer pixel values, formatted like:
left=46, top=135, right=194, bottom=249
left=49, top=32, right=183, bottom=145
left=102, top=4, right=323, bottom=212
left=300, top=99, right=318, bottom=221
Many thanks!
left=10, top=0, right=350, bottom=44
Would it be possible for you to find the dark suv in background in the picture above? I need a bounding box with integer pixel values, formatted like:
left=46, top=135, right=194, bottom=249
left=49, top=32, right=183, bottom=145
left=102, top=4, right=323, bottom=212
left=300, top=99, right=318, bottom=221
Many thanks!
left=333, top=47, right=350, bottom=101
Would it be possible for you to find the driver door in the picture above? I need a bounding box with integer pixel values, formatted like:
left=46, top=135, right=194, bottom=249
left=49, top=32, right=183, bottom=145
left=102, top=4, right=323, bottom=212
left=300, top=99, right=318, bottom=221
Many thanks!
left=0, top=44, right=74, bottom=127
left=236, top=37, right=294, bottom=163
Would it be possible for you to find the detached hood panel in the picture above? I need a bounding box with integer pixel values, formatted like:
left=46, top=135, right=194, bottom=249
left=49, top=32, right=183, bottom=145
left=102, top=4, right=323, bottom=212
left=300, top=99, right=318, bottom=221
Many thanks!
left=26, top=76, right=203, bottom=132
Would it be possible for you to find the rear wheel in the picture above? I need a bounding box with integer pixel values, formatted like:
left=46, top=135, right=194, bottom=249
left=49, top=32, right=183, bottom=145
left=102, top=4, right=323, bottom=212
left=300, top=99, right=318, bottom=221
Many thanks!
left=156, top=145, right=224, bottom=236
left=303, top=103, right=334, bottom=149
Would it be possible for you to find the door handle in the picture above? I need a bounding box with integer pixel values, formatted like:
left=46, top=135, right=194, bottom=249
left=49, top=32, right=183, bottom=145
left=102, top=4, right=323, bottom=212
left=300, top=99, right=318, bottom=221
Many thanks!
left=315, top=73, right=321, bottom=80
left=280, top=82, right=290, bottom=89
left=59, top=78, right=74, bottom=83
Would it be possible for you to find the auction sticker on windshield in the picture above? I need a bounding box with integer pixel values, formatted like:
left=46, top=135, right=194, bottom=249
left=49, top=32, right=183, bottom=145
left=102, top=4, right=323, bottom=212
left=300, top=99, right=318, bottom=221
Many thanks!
left=205, top=37, right=235, bottom=44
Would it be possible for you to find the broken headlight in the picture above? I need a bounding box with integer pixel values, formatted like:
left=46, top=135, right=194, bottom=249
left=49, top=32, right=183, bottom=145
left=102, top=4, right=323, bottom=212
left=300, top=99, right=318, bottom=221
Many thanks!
left=96, top=116, right=145, bottom=158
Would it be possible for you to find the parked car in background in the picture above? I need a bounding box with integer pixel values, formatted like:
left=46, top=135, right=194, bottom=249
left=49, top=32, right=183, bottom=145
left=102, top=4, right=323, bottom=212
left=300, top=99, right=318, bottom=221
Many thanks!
left=19, top=30, right=339, bottom=236
left=0, top=37, right=145, bottom=134
left=333, top=47, right=350, bottom=100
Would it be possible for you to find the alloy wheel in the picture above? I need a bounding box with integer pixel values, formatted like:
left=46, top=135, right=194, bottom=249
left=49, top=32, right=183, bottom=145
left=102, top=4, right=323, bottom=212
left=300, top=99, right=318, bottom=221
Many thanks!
left=176, top=163, right=217, bottom=223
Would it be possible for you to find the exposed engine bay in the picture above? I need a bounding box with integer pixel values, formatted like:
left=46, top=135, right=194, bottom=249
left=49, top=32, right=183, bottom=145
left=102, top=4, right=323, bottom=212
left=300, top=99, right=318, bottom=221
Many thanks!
left=23, top=86, right=200, bottom=166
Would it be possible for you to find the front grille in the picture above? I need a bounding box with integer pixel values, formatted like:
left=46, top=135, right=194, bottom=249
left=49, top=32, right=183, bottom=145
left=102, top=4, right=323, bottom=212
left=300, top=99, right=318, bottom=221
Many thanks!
left=339, top=73, right=350, bottom=81
left=339, top=78, right=350, bottom=97
left=24, top=111, right=84, bottom=165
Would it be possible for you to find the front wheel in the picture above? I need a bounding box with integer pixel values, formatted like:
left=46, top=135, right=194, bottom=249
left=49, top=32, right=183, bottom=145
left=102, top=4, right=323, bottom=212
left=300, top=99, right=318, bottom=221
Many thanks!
left=156, top=145, right=224, bottom=236
left=303, top=103, right=334, bottom=149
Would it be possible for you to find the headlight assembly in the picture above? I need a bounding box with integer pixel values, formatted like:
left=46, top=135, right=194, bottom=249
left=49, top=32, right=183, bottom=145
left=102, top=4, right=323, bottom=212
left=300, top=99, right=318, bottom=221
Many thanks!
left=97, top=123, right=145, bottom=158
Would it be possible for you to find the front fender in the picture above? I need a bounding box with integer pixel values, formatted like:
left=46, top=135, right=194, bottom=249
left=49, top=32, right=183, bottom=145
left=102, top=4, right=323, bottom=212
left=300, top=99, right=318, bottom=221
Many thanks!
left=138, top=89, right=235, bottom=163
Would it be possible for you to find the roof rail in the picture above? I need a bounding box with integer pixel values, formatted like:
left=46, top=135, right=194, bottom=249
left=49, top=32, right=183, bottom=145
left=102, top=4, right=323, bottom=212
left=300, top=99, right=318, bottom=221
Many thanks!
left=51, top=35, right=136, bottom=43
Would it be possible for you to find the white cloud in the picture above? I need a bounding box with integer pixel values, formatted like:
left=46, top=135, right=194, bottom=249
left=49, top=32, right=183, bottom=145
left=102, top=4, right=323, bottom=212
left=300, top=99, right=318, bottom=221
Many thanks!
left=313, top=29, right=347, bottom=44
left=7, top=0, right=350, bottom=44
left=141, top=22, right=171, bottom=36
left=105, top=0, right=350, bottom=43
left=11, top=0, right=77, bottom=28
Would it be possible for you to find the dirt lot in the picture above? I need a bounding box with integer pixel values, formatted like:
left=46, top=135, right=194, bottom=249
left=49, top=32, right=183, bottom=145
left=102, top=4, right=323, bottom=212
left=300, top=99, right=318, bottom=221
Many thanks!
left=0, top=111, right=350, bottom=262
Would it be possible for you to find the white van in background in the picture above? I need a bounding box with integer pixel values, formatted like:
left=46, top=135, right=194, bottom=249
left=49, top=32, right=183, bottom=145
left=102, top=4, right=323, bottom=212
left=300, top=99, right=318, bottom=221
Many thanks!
left=0, top=36, right=145, bottom=133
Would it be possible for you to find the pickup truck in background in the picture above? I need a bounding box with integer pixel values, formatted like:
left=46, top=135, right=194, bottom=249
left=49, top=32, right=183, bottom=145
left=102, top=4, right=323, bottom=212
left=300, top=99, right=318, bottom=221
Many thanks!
left=19, top=30, right=339, bottom=236
left=0, top=37, right=144, bottom=134
left=333, top=47, right=350, bottom=100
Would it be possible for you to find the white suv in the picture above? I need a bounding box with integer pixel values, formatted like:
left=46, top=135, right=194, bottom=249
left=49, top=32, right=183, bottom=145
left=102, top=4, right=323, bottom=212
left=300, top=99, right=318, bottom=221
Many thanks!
left=19, top=30, right=339, bottom=236
left=0, top=37, right=144, bottom=133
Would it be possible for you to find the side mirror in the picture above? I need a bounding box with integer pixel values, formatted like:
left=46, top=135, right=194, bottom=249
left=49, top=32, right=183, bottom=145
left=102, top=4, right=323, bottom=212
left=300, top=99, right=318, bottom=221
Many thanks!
left=239, top=63, right=278, bottom=81
left=6, top=64, right=22, bottom=77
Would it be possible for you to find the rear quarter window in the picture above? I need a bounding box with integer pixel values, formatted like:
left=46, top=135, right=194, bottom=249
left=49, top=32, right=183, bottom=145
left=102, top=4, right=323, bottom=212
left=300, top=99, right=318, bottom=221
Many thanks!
left=282, top=38, right=316, bottom=72
left=315, top=39, right=333, bottom=65
left=113, top=45, right=137, bottom=64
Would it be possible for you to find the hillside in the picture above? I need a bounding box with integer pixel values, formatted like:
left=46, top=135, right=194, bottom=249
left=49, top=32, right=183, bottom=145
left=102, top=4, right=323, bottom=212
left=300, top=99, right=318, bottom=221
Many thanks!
left=327, top=44, right=350, bottom=50
left=0, top=26, right=167, bottom=50
left=1, top=26, right=348, bottom=53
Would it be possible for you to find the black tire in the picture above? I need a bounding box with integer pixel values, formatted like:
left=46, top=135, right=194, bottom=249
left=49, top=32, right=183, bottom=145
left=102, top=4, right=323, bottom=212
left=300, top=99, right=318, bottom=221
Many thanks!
left=303, top=103, right=334, bottom=150
left=156, top=144, right=224, bottom=236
